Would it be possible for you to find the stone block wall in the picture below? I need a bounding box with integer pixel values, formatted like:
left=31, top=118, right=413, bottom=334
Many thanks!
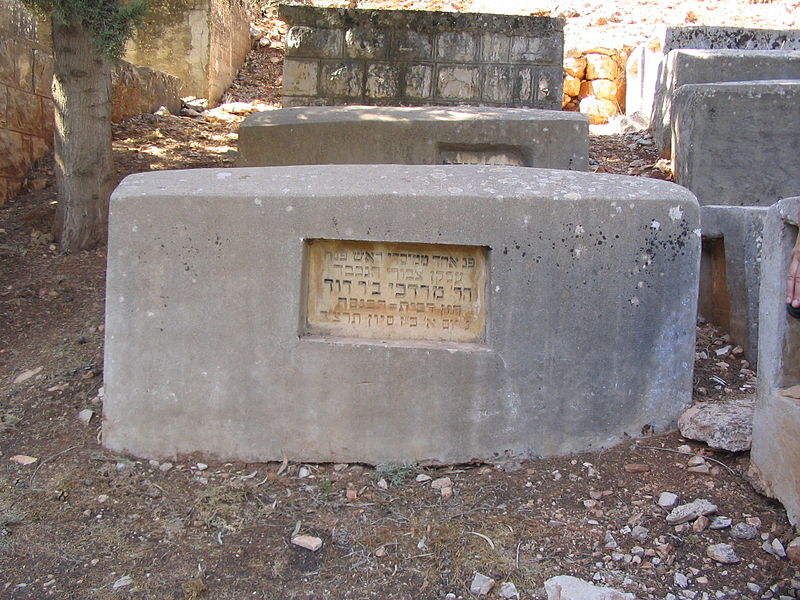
left=279, top=5, right=564, bottom=108
left=0, top=1, right=54, bottom=204
left=124, top=0, right=251, bottom=103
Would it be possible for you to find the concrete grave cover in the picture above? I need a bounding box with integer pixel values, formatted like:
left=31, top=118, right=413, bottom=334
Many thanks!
left=104, top=165, right=699, bottom=464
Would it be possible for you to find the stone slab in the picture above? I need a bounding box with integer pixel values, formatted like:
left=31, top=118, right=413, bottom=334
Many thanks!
left=751, top=196, right=800, bottom=527
left=652, top=49, right=800, bottom=157
left=672, top=80, right=800, bottom=207
left=238, top=106, right=589, bottom=171
left=625, top=25, right=800, bottom=122
left=699, top=205, right=767, bottom=362
left=103, top=165, right=700, bottom=464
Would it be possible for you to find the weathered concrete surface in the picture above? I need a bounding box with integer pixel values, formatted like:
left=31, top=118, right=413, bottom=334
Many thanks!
left=751, top=196, right=800, bottom=527
left=626, top=26, right=800, bottom=123
left=238, top=106, right=588, bottom=170
left=672, top=80, right=800, bottom=206
left=104, top=165, right=699, bottom=464
left=652, top=49, right=800, bottom=157
left=124, top=0, right=250, bottom=103
left=699, top=205, right=767, bottom=362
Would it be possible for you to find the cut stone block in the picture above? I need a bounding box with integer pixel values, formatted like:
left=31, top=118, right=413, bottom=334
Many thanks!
left=672, top=80, right=800, bottom=206
left=103, top=165, right=700, bottom=464
left=238, top=106, right=589, bottom=171
left=652, top=50, right=800, bottom=157
left=750, top=196, right=800, bottom=527
left=626, top=26, right=800, bottom=122
left=699, top=205, right=767, bottom=363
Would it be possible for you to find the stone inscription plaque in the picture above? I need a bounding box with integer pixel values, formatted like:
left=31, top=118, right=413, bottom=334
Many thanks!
left=305, top=239, right=487, bottom=342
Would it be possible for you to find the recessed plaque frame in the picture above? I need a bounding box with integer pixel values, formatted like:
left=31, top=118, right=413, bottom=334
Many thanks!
left=303, top=239, right=488, bottom=343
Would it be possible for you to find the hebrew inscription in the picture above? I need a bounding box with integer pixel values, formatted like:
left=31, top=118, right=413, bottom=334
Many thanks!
left=305, top=239, right=487, bottom=342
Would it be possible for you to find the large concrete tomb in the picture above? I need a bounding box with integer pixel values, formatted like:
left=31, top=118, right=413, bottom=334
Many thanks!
left=672, top=80, right=800, bottom=207
left=238, top=106, right=589, bottom=170
left=104, top=165, right=700, bottom=464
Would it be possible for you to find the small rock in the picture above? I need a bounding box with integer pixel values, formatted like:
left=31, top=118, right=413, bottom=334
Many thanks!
left=298, top=466, right=310, bottom=478
left=677, top=444, right=692, bottom=453
left=730, top=522, right=758, bottom=540
left=196, top=462, right=208, bottom=472
left=13, top=367, right=43, bottom=384
left=96, top=494, right=109, bottom=503
left=499, top=581, right=519, bottom=599
left=666, top=499, right=717, bottom=524
left=763, top=538, right=786, bottom=558
left=113, top=575, right=133, bottom=589
left=687, top=455, right=706, bottom=467
left=431, top=477, right=452, bottom=489
left=416, top=474, right=432, bottom=483
left=747, top=583, right=762, bottom=594
left=658, top=492, right=679, bottom=508
left=687, top=463, right=711, bottom=475
left=630, top=525, right=649, bottom=542
left=440, top=486, right=454, bottom=499
left=376, top=478, right=388, bottom=490
left=786, top=537, right=800, bottom=565
left=624, top=463, right=650, bottom=473
left=78, top=409, right=94, bottom=424
left=706, top=543, right=740, bottom=564
left=10, top=455, right=38, bottom=465
left=603, top=532, right=618, bottom=549
left=346, top=488, right=358, bottom=501
left=692, top=515, right=710, bottom=532
left=470, top=572, right=495, bottom=595
left=333, top=463, right=348, bottom=471
left=674, top=572, right=689, bottom=588
left=153, top=106, right=171, bottom=116
left=374, top=545, right=387, bottom=557
left=544, top=575, right=634, bottom=599
left=677, top=399, right=754, bottom=452
left=159, top=462, right=173, bottom=472
left=291, top=535, right=323, bottom=552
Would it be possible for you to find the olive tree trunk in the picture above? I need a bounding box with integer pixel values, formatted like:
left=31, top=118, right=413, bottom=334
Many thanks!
left=51, top=17, right=114, bottom=252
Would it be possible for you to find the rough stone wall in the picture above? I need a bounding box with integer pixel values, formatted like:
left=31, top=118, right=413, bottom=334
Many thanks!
left=0, top=2, right=54, bottom=205
left=124, top=0, right=250, bottom=103
left=0, top=0, right=182, bottom=205
left=279, top=6, right=564, bottom=108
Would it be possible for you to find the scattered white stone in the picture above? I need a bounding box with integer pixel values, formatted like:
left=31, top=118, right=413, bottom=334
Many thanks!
left=674, top=572, right=689, bottom=588
left=747, top=583, right=762, bottom=594
left=416, top=474, right=432, bottom=483
left=763, top=538, right=786, bottom=558
left=658, top=492, right=679, bottom=508
left=677, top=399, right=754, bottom=452
left=96, top=494, right=109, bottom=503
left=603, top=532, right=618, bottom=549
left=630, top=525, right=649, bottom=542
left=10, top=454, right=38, bottom=466
left=377, top=478, right=388, bottom=490
left=677, top=444, right=692, bottom=453
left=706, top=543, right=741, bottom=564
left=709, top=516, right=732, bottom=530
left=686, top=455, right=706, bottom=467
left=113, top=575, right=133, bottom=589
left=544, top=575, right=634, bottom=600
left=431, top=477, right=452, bottom=490
left=13, top=366, right=42, bottom=384
left=666, top=499, right=717, bottom=524
left=196, top=462, right=208, bottom=472
left=498, top=581, right=519, bottom=599
left=159, top=462, right=173, bottom=472
left=333, top=463, right=348, bottom=471
left=153, top=106, right=171, bottom=116
left=787, top=537, right=800, bottom=565
left=470, top=572, right=495, bottom=595
left=440, top=486, right=454, bottom=499
left=78, top=409, right=94, bottom=424
left=715, top=345, right=732, bottom=357
left=298, top=466, right=310, bottom=478
left=291, top=535, right=323, bottom=552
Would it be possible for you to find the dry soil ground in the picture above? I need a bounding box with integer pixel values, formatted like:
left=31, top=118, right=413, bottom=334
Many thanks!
left=1, top=1, right=799, bottom=598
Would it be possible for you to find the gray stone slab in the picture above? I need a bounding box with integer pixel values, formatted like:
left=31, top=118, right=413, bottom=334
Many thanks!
left=672, top=80, right=800, bottom=207
left=625, top=25, right=800, bottom=122
left=103, top=165, right=700, bottom=464
left=652, top=50, right=800, bottom=157
left=238, top=106, right=589, bottom=171
left=750, top=196, right=800, bottom=527
left=699, top=205, right=767, bottom=363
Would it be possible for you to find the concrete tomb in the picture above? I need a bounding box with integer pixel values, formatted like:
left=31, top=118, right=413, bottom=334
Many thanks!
left=698, top=206, right=767, bottom=363
left=672, top=80, right=800, bottom=207
left=651, top=49, right=800, bottom=157
left=279, top=5, right=564, bottom=108
left=103, top=165, right=700, bottom=464
left=625, top=25, right=800, bottom=123
left=238, top=106, right=589, bottom=171
left=750, top=196, right=800, bottom=527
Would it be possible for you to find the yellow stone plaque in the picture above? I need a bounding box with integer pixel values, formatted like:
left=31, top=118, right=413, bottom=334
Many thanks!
left=305, top=239, right=487, bottom=343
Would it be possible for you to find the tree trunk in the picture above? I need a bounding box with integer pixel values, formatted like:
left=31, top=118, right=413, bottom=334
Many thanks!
left=51, top=17, right=114, bottom=252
